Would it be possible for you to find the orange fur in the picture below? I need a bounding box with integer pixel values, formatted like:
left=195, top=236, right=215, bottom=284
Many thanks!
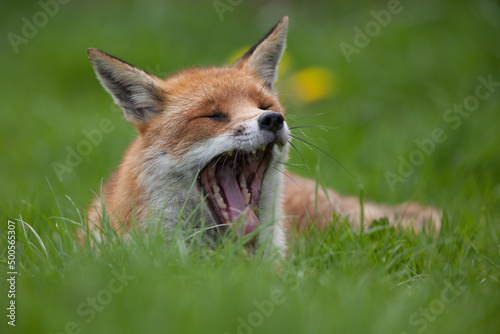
left=147, top=67, right=284, bottom=159
left=85, top=17, right=440, bottom=249
left=85, top=65, right=286, bottom=237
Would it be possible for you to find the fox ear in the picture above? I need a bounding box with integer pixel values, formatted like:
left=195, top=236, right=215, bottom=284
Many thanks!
left=87, top=48, right=166, bottom=124
left=233, top=16, right=288, bottom=89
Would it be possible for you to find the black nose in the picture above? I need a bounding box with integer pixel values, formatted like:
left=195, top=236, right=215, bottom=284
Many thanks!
left=258, top=112, right=284, bottom=133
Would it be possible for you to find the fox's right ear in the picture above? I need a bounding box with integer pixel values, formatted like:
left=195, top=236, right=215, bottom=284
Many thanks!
left=87, top=48, right=166, bottom=125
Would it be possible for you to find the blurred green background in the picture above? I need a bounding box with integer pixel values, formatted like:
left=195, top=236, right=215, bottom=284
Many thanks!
left=1, top=0, right=500, bottom=333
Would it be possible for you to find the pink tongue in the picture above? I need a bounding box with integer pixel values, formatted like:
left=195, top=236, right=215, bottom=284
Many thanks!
left=218, top=171, right=260, bottom=236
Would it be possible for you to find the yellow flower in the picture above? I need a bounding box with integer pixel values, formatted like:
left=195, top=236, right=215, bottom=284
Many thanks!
left=291, top=67, right=335, bottom=103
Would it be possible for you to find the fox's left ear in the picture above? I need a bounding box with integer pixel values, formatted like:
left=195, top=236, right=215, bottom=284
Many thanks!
left=233, top=16, right=288, bottom=89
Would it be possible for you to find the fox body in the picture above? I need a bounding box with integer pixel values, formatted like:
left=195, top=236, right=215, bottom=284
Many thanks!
left=87, top=17, right=440, bottom=254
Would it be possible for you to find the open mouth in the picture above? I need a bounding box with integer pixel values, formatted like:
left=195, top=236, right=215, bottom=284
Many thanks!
left=199, top=141, right=281, bottom=239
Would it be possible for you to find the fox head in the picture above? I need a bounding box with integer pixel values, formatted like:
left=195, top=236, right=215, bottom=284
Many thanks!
left=87, top=17, right=290, bottom=250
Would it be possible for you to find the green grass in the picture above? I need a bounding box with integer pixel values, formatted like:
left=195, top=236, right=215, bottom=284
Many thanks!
left=1, top=0, right=500, bottom=333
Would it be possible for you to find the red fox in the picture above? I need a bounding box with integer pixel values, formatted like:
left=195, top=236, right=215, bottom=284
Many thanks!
left=86, top=17, right=440, bottom=254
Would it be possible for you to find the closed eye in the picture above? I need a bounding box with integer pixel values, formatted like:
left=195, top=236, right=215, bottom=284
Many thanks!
left=260, top=105, right=272, bottom=110
left=205, top=112, right=227, bottom=122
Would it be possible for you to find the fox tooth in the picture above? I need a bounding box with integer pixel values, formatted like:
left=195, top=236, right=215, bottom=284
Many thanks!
left=243, top=189, right=250, bottom=206
left=215, top=192, right=226, bottom=209
left=239, top=176, right=246, bottom=190
left=222, top=210, right=230, bottom=221
left=213, top=184, right=220, bottom=193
